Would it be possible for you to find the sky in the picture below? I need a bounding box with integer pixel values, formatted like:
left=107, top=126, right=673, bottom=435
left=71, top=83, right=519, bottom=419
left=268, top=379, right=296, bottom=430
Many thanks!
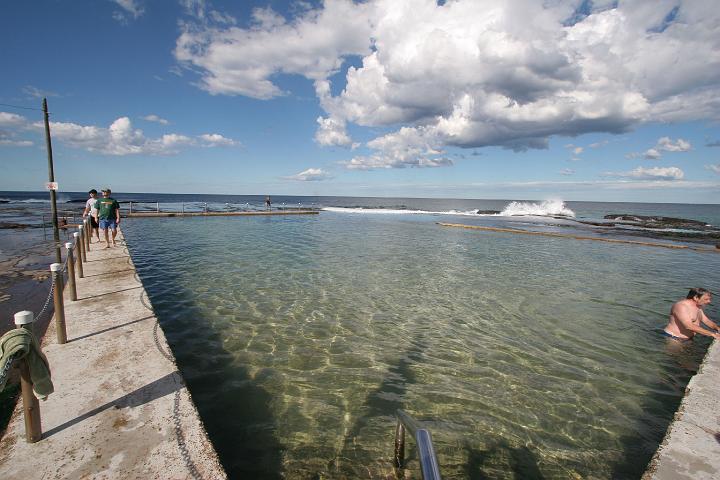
left=1, top=0, right=719, bottom=203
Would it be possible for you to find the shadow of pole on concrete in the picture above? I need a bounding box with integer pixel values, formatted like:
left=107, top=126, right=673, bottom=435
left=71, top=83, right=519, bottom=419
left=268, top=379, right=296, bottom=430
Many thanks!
left=85, top=255, right=128, bottom=262
left=78, top=285, right=142, bottom=301
left=68, top=315, right=155, bottom=343
left=42, top=371, right=182, bottom=439
left=81, top=269, right=136, bottom=278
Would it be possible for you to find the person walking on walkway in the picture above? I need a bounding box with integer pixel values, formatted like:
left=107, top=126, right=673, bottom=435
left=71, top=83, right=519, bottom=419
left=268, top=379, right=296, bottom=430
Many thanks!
left=663, top=288, right=720, bottom=341
left=265, top=195, right=272, bottom=210
left=94, top=188, right=121, bottom=248
left=82, top=189, right=101, bottom=243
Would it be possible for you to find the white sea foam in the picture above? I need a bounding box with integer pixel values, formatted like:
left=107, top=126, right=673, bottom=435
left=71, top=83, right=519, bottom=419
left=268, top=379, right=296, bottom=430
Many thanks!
left=499, top=199, right=575, bottom=218
left=323, top=201, right=575, bottom=218
left=7, top=198, right=52, bottom=204
left=322, top=207, right=480, bottom=216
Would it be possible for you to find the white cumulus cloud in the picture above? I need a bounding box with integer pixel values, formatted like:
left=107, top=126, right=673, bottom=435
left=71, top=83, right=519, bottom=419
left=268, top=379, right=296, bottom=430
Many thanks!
left=642, top=148, right=662, bottom=160
left=112, top=0, right=144, bottom=22
left=344, top=126, right=453, bottom=170
left=0, top=128, right=33, bottom=147
left=604, top=166, right=685, bottom=180
left=632, top=136, right=692, bottom=159
left=0, top=111, right=238, bottom=155
left=198, top=133, right=238, bottom=147
left=285, top=168, right=332, bottom=181
left=175, top=0, right=373, bottom=99
left=174, top=0, right=720, bottom=169
left=656, top=136, right=691, bottom=152
left=143, top=114, right=169, bottom=125
left=0, top=112, right=26, bottom=127
left=315, top=116, right=352, bottom=147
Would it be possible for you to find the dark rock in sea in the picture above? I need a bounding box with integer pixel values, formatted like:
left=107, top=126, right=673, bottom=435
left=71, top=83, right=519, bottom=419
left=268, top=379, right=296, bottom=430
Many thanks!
left=576, top=220, right=616, bottom=227
left=476, top=210, right=501, bottom=215
left=603, top=214, right=709, bottom=230
left=0, top=222, right=41, bottom=229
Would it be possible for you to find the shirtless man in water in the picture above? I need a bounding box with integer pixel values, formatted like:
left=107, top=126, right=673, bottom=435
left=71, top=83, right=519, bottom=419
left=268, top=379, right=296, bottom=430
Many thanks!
left=663, top=288, right=720, bottom=341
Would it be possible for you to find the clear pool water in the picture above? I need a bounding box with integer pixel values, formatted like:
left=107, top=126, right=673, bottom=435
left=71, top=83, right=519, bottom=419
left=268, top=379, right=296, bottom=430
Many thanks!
left=122, top=203, right=718, bottom=479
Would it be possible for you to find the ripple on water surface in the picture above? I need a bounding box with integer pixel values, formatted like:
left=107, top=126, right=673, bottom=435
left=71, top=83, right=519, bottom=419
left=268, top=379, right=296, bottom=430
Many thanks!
left=123, top=214, right=717, bottom=479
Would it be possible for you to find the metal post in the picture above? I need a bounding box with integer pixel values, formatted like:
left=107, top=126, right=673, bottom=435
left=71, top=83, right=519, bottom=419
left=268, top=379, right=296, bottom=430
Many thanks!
left=14, top=311, right=42, bottom=443
left=394, top=419, right=406, bottom=469
left=50, top=263, right=67, bottom=344
left=156, top=201, right=160, bottom=213
left=64, top=243, right=77, bottom=301
left=77, top=223, right=84, bottom=254
left=129, top=201, right=133, bottom=215
left=73, top=232, right=83, bottom=278
left=78, top=225, right=87, bottom=262
left=181, top=202, right=184, bottom=215
left=42, top=98, right=61, bottom=264
left=84, top=219, right=91, bottom=252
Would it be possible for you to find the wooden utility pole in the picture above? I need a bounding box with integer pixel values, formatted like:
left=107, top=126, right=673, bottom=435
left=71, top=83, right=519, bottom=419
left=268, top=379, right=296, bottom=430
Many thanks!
left=43, top=98, right=61, bottom=264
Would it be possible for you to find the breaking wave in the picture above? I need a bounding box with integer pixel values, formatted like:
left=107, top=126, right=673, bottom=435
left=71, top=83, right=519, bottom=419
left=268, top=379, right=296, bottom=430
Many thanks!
left=500, top=200, right=575, bottom=217
left=322, top=207, right=479, bottom=216
left=0, top=198, right=51, bottom=204
left=323, top=200, right=575, bottom=218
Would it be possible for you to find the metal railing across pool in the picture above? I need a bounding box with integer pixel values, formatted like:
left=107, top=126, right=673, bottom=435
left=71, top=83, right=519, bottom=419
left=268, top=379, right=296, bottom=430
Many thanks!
left=394, top=409, right=442, bottom=479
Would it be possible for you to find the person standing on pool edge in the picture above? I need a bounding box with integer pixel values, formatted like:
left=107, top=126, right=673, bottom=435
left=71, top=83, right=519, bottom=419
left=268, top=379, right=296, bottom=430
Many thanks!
left=663, top=288, right=720, bottom=341
left=82, top=189, right=101, bottom=243
left=94, top=188, right=121, bottom=248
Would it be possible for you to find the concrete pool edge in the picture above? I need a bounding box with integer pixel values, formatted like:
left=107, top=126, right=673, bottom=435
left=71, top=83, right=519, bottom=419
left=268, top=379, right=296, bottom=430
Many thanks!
left=0, top=230, right=227, bottom=479
left=643, top=339, right=720, bottom=479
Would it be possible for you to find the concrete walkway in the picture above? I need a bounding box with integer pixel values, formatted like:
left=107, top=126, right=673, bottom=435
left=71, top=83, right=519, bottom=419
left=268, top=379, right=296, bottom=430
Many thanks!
left=0, top=231, right=226, bottom=479
left=644, top=340, right=720, bottom=479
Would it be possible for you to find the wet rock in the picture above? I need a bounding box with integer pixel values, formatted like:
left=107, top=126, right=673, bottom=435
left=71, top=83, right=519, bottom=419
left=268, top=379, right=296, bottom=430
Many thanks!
left=603, top=214, right=709, bottom=230
left=476, top=210, right=501, bottom=215
left=576, top=220, right=616, bottom=227
left=0, top=222, right=39, bottom=229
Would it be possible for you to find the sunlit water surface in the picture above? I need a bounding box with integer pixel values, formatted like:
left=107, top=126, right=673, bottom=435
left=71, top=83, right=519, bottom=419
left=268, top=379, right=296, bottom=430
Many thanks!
left=123, top=211, right=718, bottom=479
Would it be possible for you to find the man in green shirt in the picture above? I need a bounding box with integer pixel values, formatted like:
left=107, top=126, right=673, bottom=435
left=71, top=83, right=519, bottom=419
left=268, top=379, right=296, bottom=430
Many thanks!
left=94, top=188, right=121, bottom=248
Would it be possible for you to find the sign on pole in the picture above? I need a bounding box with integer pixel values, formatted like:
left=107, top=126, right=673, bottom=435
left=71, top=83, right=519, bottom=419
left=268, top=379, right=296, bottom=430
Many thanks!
left=45, top=182, right=58, bottom=191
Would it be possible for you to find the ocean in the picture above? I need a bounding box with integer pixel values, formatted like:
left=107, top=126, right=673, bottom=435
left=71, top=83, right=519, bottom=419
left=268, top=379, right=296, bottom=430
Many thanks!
left=2, top=191, right=719, bottom=478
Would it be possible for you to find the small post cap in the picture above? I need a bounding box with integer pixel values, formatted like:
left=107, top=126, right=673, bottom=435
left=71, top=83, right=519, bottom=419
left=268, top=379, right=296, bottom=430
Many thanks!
left=14, top=311, right=35, bottom=325
left=73, top=232, right=80, bottom=238
left=50, top=263, right=62, bottom=272
left=78, top=225, right=83, bottom=231
left=65, top=242, right=73, bottom=249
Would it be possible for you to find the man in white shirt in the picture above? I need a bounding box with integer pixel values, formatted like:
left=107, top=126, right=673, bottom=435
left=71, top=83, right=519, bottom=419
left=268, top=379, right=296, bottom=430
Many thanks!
left=82, top=189, right=101, bottom=243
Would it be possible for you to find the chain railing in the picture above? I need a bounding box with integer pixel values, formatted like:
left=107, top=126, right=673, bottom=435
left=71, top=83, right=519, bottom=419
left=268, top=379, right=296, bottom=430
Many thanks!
left=1, top=311, right=43, bottom=443
left=4, top=220, right=209, bottom=478
left=2, top=222, right=88, bottom=444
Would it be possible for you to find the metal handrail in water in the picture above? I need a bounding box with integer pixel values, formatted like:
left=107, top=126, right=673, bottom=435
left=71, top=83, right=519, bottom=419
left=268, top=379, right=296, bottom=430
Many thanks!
left=394, top=409, right=442, bottom=479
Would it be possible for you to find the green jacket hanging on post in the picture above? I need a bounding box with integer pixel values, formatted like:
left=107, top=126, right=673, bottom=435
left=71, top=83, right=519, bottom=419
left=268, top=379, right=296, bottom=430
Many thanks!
left=0, top=329, right=54, bottom=400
